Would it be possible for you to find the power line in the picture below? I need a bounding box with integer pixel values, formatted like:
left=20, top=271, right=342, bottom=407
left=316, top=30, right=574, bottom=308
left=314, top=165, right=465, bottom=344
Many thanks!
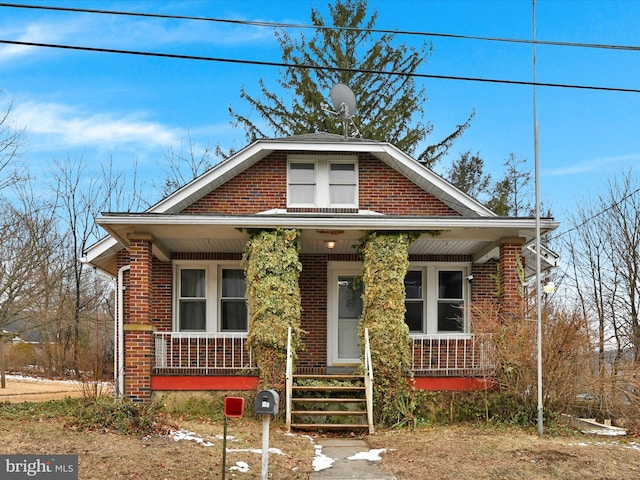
left=2, top=39, right=640, bottom=94
left=552, top=185, right=640, bottom=241
left=2, top=2, right=640, bottom=52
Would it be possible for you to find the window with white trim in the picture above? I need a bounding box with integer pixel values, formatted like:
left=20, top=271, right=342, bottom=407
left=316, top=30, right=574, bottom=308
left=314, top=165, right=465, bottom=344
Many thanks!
left=174, top=262, right=248, bottom=332
left=437, top=270, right=465, bottom=332
left=178, top=268, right=207, bottom=331
left=404, top=264, right=469, bottom=334
left=220, top=268, right=248, bottom=331
left=287, top=156, right=358, bottom=208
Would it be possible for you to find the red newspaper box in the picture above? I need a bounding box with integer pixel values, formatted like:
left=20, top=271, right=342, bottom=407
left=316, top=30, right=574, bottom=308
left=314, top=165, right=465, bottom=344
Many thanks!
left=224, top=397, right=245, bottom=418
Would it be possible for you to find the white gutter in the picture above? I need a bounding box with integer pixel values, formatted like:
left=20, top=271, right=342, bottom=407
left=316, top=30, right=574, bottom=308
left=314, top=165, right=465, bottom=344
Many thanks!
left=96, top=213, right=559, bottom=231
left=116, top=264, right=130, bottom=398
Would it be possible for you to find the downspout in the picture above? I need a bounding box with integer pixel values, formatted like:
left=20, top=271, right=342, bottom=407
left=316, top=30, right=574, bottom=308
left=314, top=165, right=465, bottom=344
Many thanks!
left=116, top=265, right=130, bottom=398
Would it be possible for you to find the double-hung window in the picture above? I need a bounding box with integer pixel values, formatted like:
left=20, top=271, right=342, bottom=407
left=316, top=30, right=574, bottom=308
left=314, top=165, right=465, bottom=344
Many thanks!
left=178, top=268, right=207, bottom=331
left=174, top=262, right=248, bottom=333
left=437, top=271, right=465, bottom=332
left=220, top=268, right=248, bottom=331
left=404, top=270, right=424, bottom=333
left=404, top=265, right=469, bottom=335
left=288, top=162, right=316, bottom=205
left=287, top=155, right=358, bottom=208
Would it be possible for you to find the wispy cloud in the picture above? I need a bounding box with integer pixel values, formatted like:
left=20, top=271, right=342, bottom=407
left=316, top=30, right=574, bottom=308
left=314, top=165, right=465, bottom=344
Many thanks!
left=0, top=7, right=276, bottom=66
left=12, top=100, right=181, bottom=152
left=0, top=19, right=76, bottom=63
left=544, top=153, right=640, bottom=176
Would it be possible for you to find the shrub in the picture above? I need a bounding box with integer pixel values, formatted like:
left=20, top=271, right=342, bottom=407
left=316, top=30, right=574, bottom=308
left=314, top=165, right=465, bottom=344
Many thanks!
left=471, top=298, right=592, bottom=426
left=243, top=228, right=303, bottom=392
left=65, top=397, right=173, bottom=435
left=358, top=231, right=418, bottom=425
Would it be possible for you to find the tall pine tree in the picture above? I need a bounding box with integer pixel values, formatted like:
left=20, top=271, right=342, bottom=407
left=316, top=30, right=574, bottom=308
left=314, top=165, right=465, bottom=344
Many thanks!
left=228, top=0, right=472, bottom=166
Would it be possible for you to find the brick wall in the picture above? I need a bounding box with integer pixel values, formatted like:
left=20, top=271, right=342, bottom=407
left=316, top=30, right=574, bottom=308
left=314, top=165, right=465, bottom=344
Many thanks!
left=471, top=260, right=500, bottom=303
left=298, top=254, right=328, bottom=371
left=359, top=154, right=459, bottom=215
left=125, top=237, right=154, bottom=402
left=182, top=152, right=287, bottom=214
left=151, top=258, right=172, bottom=332
left=499, top=238, right=525, bottom=307
left=180, top=151, right=458, bottom=216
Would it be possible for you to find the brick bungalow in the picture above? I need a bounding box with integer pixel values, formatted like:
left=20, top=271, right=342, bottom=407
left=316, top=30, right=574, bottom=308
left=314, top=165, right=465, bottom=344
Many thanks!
left=85, top=132, right=559, bottom=403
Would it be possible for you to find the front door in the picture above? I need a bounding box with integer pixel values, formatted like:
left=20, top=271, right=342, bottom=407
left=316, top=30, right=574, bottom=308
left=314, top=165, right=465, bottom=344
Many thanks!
left=328, top=267, right=363, bottom=365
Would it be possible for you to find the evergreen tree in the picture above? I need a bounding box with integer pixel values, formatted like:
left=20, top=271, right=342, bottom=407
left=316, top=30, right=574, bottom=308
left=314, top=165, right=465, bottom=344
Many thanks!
left=486, top=153, right=532, bottom=216
left=447, top=150, right=492, bottom=201
left=228, top=0, right=472, bottom=166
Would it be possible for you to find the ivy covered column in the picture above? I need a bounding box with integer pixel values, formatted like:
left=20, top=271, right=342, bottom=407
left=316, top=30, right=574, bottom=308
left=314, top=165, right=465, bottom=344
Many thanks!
left=359, top=232, right=417, bottom=425
left=243, top=229, right=302, bottom=392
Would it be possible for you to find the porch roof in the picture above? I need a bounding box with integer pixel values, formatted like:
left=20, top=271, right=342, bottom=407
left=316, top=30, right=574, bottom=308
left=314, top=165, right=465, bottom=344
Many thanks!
left=86, top=211, right=558, bottom=276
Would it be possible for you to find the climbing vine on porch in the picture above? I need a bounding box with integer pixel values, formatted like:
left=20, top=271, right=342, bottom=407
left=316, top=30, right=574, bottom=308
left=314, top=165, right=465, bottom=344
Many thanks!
left=357, top=231, right=419, bottom=425
left=242, top=228, right=302, bottom=392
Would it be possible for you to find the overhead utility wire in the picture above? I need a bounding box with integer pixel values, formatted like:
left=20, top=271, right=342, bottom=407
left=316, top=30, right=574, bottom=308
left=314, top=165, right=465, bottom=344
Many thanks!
left=2, top=2, right=640, bottom=52
left=2, top=39, right=640, bottom=94
left=550, top=186, right=640, bottom=241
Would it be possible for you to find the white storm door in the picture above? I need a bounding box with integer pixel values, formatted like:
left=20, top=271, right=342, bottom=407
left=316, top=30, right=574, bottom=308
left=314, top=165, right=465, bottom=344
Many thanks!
left=329, top=269, right=363, bottom=365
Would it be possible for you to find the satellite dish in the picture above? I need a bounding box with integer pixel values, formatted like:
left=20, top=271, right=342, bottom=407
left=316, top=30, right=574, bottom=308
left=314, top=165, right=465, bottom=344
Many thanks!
left=330, top=82, right=357, bottom=119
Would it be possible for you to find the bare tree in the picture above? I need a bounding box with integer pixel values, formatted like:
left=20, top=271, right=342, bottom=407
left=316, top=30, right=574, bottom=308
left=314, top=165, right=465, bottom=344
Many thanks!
left=156, top=134, right=215, bottom=197
left=0, top=92, right=24, bottom=191
left=0, top=188, right=58, bottom=386
left=566, top=168, right=640, bottom=424
left=0, top=93, right=27, bottom=387
left=49, top=156, right=142, bottom=374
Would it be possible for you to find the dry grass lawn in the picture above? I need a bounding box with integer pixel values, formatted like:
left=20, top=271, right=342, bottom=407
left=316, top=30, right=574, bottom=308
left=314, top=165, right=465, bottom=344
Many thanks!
left=1, top=378, right=640, bottom=479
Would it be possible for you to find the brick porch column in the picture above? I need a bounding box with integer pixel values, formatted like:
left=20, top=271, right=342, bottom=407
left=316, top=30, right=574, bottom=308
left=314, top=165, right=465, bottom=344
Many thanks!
left=498, top=237, right=525, bottom=311
left=124, top=234, right=155, bottom=402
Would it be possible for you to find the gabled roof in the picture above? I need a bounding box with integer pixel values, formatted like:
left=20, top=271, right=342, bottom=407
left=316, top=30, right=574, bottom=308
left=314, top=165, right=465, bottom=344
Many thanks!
left=85, top=133, right=558, bottom=276
left=149, top=133, right=495, bottom=217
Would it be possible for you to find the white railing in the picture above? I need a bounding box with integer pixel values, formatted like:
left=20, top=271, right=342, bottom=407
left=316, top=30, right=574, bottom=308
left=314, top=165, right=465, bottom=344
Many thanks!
left=410, top=334, right=495, bottom=375
left=285, top=327, right=293, bottom=432
left=154, top=332, right=256, bottom=372
left=363, top=327, right=374, bottom=434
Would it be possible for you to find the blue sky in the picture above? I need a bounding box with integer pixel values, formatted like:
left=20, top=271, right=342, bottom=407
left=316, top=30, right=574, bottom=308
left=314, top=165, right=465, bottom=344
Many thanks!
left=1, top=0, right=640, bottom=232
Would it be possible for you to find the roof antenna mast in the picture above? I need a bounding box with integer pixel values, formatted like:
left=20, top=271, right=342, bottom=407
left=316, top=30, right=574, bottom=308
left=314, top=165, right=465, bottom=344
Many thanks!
left=321, top=82, right=361, bottom=138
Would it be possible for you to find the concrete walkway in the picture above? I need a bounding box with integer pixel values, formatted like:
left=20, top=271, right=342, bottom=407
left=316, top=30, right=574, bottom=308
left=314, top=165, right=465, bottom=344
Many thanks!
left=309, top=438, right=397, bottom=480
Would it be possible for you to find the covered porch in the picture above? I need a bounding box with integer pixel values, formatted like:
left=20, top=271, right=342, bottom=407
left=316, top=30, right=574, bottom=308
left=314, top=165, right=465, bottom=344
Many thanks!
left=150, top=331, right=495, bottom=390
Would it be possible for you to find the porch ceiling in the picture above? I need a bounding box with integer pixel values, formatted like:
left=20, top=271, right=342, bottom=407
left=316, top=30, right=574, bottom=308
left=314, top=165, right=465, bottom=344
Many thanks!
left=89, top=213, right=559, bottom=276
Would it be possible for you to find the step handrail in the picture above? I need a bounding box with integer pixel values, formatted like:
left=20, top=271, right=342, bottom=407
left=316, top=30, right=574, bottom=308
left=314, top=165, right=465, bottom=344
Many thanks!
left=285, top=326, right=293, bottom=432
left=363, top=327, right=374, bottom=434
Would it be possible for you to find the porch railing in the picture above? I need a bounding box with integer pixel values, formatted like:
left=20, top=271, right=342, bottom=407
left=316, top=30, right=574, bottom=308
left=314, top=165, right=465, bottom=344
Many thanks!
left=363, top=327, right=374, bottom=434
left=410, top=334, right=495, bottom=376
left=154, top=332, right=256, bottom=373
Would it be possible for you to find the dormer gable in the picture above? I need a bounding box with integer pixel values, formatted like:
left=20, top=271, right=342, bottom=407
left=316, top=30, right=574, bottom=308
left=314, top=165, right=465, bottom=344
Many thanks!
left=153, top=133, right=494, bottom=218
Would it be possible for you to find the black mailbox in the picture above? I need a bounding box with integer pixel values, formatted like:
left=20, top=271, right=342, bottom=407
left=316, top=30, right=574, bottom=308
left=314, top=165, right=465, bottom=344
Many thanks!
left=255, top=389, right=280, bottom=415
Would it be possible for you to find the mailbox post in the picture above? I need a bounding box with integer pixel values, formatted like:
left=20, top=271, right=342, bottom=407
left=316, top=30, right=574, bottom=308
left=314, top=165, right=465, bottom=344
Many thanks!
left=222, top=397, right=245, bottom=480
left=255, top=390, right=279, bottom=480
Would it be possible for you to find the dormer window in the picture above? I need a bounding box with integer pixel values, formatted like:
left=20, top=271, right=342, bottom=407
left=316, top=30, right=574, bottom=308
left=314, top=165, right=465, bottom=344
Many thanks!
left=287, top=155, right=358, bottom=208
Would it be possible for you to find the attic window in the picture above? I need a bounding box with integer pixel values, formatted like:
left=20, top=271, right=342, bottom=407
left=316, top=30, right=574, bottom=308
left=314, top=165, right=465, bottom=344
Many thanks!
left=287, top=155, right=358, bottom=208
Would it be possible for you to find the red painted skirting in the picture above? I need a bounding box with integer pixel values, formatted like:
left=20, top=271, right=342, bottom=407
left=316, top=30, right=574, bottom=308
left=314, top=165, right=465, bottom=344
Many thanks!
left=410, top=377, right=497, bottom=391
left=150, top=375, right=494, bottom=392
left=151, top=375, right=259, bottom=391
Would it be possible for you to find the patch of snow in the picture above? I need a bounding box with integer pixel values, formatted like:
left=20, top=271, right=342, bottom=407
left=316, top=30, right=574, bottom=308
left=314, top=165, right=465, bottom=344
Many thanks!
left=313, top=445, right=335, bottom=472
left=229, top=461, right=249, bottom=473
left=6, top=374, right=82, bottom=385
left=347, top=448, right=388, bottom=461
left=581, top=428, right=627, bottom=436
left=568, top=441, right=640, bottom=452
left=170, top=429, right=214, bottom=447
